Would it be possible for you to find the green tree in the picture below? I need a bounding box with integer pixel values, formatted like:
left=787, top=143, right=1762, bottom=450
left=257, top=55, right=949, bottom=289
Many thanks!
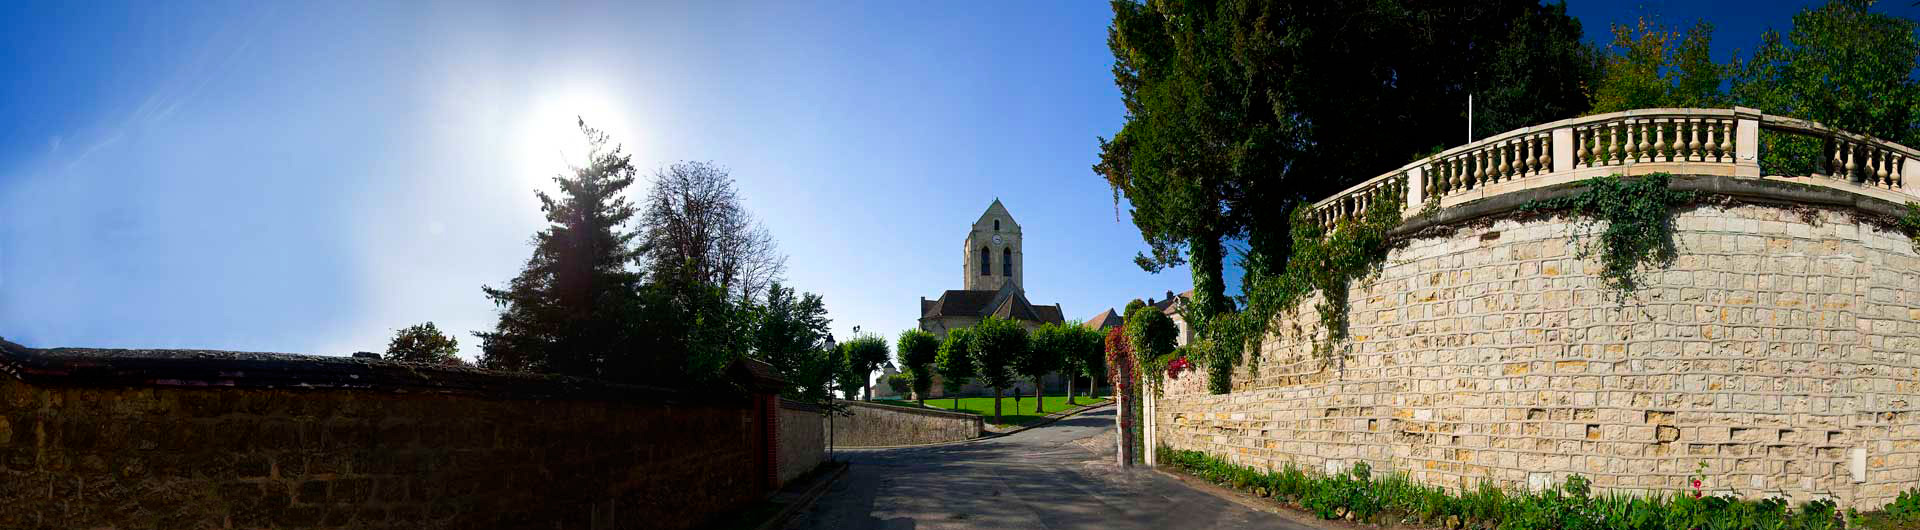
left=1731, top=0, right=1920, bottom=174
left=885, top=373, right=912, bottom=397
left=1021, top=323, right=1070, bottom=413
left=895, top=329, right=941, bottom=405
left=839, top=334, right=891, bottom=401
left=1069, top=325, right=1109, bottom=399
left=385, top=322, right=463, bottom=366
left=968, top=316, right=1028, bottom=424
left=1125, top=305, right=1178, bottom=372
left=832, top=343, right=863, bottom=400
left=748, top=282, right=833, bottom=399
left=934, top=328, right=976, bottom=409
left=1099, top=0, right=1597, bottom=332
left=1588, top=17, right=1725, bottom=114
left=476, top=119, right=653, bottom=382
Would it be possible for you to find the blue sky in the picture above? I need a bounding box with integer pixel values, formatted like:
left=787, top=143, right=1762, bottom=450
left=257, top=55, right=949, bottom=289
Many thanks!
left=1, top=1, right=1910, bottom=361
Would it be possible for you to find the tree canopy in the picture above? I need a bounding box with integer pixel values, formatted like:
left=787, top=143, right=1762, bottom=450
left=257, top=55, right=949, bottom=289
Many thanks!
left=967, top=316, right=1028, bottom=422
left=895, top=329, right=941, bottom=404
left=839, top=333, right=891, bottom=400
left=934, top=328, right=976, bottom=406
left=1097, top=0, right=1597, bottom=330
left=385, top=322, right=463, bottom=366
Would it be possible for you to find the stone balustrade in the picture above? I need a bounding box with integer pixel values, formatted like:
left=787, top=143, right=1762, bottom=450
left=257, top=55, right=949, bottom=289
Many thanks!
left=1311, top=107, right=1920, bottom=229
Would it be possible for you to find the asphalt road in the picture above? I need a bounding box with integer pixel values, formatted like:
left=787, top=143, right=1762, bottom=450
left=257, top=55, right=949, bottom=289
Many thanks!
left=782, top=405, right=1318, bottom=530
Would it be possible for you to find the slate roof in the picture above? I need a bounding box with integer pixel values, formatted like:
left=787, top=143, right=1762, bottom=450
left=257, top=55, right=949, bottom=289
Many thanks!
left=920, top=281, right=1064, bottom=324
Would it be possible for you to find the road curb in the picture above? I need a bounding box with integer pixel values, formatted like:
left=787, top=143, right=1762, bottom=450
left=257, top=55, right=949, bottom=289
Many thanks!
left=753, top=461, right=850, bottom=530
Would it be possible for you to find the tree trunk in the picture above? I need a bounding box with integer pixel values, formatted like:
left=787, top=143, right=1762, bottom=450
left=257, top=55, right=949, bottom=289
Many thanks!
left=1033, top=376, right=1045, bottom=414
left=992, top=387, right=1003, bottom=424
left=863, top=381, right=871, bottom=401
left=1066, top=375, right=1075, bottom=407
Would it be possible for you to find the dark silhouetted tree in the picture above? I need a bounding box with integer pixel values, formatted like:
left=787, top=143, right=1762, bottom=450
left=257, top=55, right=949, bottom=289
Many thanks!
left=385, top=322, right=464, bottom=366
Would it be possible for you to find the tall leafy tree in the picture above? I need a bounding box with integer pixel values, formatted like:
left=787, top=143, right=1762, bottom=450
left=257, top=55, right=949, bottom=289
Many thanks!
left=1020, top=323, right=1070, bottom=413
left=385, top=322, right=464, bottom=366
left=749, top=282, right=833, bottom=399
left=476, top=119, right=652, bottom=382
left=1588, top=17, right=1725, bottom=114
left=839, top=334, right=891, bottom=401
left=934, top=328, right=976, bottom=409
left=968, top=316, right=1027, bottom=424
left=1731, top=0, right=1920, bottom=174
left=895, top=329, right=940, bottom=405
left=1099, top=0, right=1596, bottom=332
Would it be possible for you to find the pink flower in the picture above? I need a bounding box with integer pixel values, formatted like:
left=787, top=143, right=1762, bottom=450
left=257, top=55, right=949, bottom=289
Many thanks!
left=1691, top=479, right=1702, bottom=489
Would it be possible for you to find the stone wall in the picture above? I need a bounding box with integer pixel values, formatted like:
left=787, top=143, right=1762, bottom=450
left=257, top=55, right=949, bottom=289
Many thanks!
left=778, top=399, right=826, bottom=485
left=0, top=341, right=794, bottom=529
left=1153, top=201, right=1920, bottom=510
left=830, top=400, right=983, bottom=447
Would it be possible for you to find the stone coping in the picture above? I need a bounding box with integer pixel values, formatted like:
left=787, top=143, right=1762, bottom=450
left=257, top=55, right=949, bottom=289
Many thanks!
left=838, top=398, right=986, bottom=421
left=0, top=337, right=779, bottom=402
left=1391, top=173, right=1908, bottom=239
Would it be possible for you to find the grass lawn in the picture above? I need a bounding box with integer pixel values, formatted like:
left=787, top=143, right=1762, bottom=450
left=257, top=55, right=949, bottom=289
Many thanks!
left=875, top=392, right=1110, bottom=427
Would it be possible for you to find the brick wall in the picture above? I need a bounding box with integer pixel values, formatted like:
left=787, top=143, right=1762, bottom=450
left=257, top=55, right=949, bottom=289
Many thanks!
left=0, top=344, right=791, bottom=529
left=1153, top=202, right=1920, bottom=510
left=829, top=400, right=982, bottom=447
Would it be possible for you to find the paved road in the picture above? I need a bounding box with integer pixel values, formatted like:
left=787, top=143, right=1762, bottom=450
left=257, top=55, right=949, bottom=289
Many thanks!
left=784, top=406, right=1317, bottom=530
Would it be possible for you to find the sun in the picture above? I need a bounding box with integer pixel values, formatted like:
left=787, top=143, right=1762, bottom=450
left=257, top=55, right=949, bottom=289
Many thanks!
left=517, top=81, right=636, bottom=183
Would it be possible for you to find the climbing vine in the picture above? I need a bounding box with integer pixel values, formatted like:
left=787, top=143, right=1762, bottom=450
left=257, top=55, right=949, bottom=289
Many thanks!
left=1518, top=173, right=1695, bottom=304
left=1195, top=193, right=1404, bottom=394
left=1899, top=202, right=1920, bottom=253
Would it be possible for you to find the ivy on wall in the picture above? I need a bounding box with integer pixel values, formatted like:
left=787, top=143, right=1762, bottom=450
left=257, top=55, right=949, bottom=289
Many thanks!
left=1519, top=173, right=1696, bottom=303
left=1194, top=194, right=1404, bottom=394
left=1899, top=202, right=1920, bottom=253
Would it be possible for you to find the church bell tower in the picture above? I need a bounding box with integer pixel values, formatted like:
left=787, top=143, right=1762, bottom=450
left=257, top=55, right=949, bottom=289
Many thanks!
left=962, top=199, right=1022, bottom=291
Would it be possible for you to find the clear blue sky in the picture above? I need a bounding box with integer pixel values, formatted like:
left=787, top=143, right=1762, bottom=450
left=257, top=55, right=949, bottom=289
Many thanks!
left=1, top=1, right=1908, bottom=361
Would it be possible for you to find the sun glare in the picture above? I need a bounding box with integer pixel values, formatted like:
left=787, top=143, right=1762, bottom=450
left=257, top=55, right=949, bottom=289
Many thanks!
left=517, top=81, right=635, bottom=184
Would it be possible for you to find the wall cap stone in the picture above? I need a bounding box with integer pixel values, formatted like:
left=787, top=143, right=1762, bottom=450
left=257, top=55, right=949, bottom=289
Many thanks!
left=0, top=337, right=779, bottom=403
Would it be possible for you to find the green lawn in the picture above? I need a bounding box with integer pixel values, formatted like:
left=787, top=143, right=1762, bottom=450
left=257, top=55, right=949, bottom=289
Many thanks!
left=876, top=392, right=1110, bottom=426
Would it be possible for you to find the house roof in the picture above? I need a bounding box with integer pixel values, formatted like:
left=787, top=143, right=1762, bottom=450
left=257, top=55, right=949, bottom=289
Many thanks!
left=1084, top=309, right=1122, bottom=330
left=1150, top=289, right=1194, bottom=314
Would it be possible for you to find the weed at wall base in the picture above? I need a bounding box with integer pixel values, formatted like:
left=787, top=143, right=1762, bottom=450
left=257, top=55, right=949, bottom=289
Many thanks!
left=1157, top=446, right=1913, bottom=530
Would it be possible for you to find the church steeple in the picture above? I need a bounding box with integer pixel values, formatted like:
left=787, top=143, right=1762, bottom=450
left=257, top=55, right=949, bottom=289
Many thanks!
left=962, top=199, right=1022, bottom=291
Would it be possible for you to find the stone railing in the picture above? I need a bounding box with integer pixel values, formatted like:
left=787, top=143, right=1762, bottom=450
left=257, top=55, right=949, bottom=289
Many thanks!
left=1312, top=107, right=1920, bottom=228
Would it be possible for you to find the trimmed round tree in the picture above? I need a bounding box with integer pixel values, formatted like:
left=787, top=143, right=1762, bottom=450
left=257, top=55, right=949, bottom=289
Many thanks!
left=840, top=334, right=892, bottom=401
left=968, top=316, right=1028, bottom=424
left=934, top=328, right=976, bottom=409
left=1070, top=324, right=1108, bottom=400
left=896, top=329, right=940, bottom=405
left=1023, top=323, right=1070, bottom=413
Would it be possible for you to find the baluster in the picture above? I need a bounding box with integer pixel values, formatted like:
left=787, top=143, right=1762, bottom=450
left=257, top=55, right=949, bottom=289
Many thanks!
left=1499, top=142, right=1512, bottom=181
left=1688, top=119, right=1703, bottom=161
left=1830, top=138, right=1845, bottom=179
left=1637, top=120, right=1652, bottom=162
left=1655, top=120, right=1668, bottom=162
left=1538, top=135, right=1550, bottom=174
left=1846, top=141, right=1860, bottom=183
left=1447, top=156, right=1461, bottom=194
left=1894, top=153, right=1906, bottom=189
left=1877, top=149, right=1891, bottom=188
left=1630, top=120, right=1644, bottom=162
left=1610, top=122, right=1624, bottom=164
left=1522, top=137, right=1535, bottom=176
left=1703, top=120, right=1719, bottom=162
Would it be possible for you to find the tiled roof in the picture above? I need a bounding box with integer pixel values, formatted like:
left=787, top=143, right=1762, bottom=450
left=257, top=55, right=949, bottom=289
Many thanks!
left=1084, top=309, right=1121, bottom=330
left=921, top=290, right=998, bottom=319
left=921, top=282, right=1063, bottom=324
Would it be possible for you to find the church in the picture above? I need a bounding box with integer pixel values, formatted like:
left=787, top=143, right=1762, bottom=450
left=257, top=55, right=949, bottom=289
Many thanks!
left=917, top=199, right=1067, bottom=396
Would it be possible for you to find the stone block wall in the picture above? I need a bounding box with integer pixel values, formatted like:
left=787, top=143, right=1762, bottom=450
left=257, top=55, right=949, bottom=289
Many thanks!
left=778, top=399, right=826, bottom=485
left=829, top=400, right=982, bottom=447
left=1153, top=203, right=1920, bottom=510
left=0, top=343, right=793, bottom=530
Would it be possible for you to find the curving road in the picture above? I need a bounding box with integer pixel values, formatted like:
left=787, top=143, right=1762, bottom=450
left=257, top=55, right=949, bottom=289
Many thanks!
left=782, top=405, right=1317, bottom=530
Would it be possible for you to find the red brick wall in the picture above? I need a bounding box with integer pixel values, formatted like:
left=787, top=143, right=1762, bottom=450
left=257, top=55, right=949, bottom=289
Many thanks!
left=0, top=376, right=765, bottom=529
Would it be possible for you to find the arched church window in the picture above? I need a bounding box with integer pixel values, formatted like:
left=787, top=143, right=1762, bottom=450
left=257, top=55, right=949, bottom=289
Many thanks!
left=1002, top=247, right=1012, bottom=276
left=979, top=247, right=991, bottom=276
left=994, top=219, right=1000, bottom=231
